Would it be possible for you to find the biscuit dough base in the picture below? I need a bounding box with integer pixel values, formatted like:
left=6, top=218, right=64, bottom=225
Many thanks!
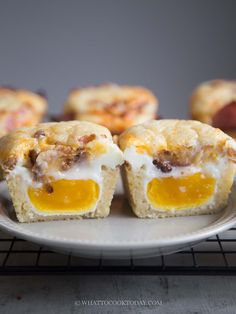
left=122, top=163, right=235, bottom=218
left=7, top=167, right=119, bottom=222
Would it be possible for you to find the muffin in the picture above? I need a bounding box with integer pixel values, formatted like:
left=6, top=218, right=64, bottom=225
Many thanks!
left=0, top=121, right=123, bottom=222
left=0, top=87, right=47, bottom=137
left=63, top=83, right=158, bottom=134
left=119, top=119, right=236, bottom=218
left=190, top=80, right=236, bottom=137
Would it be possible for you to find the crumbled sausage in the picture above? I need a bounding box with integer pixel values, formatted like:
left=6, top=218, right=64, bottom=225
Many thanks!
left=33, top=130, right=46, bottom=139
left=78, top=134, right=96, bottom=145
left=3, top=156, right=17, bottom=171
left=153, top=159, right=172, bottom=173
left=74, top=149, right=87, bottom=162
left=31, top=164, right=43, bottom=181
left=56, top=145, right=74, bottom=155
left=124, top=160, right=131, bottom=170
left=28, top=149, right=38, bottom=166
left=60, top=158, right=74, bottom=171
left=60, top=149, right=87, bottom=171
left=44, top=183, right=53, bottom=193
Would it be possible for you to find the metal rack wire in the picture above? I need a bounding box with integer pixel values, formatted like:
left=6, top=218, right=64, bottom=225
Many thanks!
left=1, top=227, right=236, bottom=275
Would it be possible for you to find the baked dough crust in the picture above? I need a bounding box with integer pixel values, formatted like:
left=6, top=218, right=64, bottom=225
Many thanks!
left=7, top=166, right=119, bottom=222
left=119, top=119, right=236, bottom=218
left=122, top=163, right=235, bottom=218
left=64, top=83, right=158, bottom=134
left=119, top=119, right=236, bottom=162
left=0, top=121, right=122, bottom=222
left=0, top=87, right=47, bottom=137
left=190, top=80, right=236, bottom=124
left=0, top=121, right=113, bottom=173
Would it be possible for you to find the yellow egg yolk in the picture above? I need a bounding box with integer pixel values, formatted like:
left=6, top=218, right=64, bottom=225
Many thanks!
left=28, top=179, right=100, bottom=214
left=136, top=145, right=152, bottom=155
left=147, top=173, right=216, bottom=210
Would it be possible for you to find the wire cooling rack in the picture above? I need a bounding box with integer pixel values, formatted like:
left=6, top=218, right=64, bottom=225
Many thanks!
left=1, top=227, right=236, bottom=276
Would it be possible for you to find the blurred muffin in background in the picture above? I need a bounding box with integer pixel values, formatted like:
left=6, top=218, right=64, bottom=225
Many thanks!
left=190, top=80, right=236, bottom=137
left=62, top=83, right=159, bottom=134
left=0, top=87, right=47, bottom=137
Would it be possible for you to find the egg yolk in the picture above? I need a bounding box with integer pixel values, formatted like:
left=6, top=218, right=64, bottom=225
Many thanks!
left=136, top=145, right=152, bottom=155
left=28, top=179, right=100, bottom=214
left=147, top=173, right=216, bottom=210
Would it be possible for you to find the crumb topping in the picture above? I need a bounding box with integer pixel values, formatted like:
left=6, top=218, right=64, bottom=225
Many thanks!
left=119, top=120, right=236, bottom=164
left=0, top=121, right=114, bottom=177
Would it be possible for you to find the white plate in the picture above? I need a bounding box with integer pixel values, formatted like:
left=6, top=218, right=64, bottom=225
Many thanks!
left=0, top=181, right=236, bottom=259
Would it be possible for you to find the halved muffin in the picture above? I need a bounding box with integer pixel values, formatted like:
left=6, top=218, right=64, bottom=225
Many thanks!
left=63, top=83, right=159, bottom=134
left=119, top=120, right=236, bottom=218
left=0, top=87, right=47, bottom=137
left=190, top=80, right=236, bottom=137
left=0, top=121, right=123, bottom=222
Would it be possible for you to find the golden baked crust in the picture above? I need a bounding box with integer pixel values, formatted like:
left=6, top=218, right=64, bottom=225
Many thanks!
left=64, top=83, right=158, bottom=134
left=118, top=119, right=236, bottom=164
left=0, top=87, right=47, bottom=137
left=1, top=121, right=123, bottom=222
left=119, top=119, right=236, bottom=218
left=0, top=121, right=113, bottom=175
left=190, top=80, right=236, bottom=124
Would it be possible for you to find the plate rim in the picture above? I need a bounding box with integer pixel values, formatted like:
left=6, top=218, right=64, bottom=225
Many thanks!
left=0, top=201, right=235, bottom=250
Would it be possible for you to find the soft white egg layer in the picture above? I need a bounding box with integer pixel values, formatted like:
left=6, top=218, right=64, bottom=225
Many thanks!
left=124, top=147, right=227, bottom=179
